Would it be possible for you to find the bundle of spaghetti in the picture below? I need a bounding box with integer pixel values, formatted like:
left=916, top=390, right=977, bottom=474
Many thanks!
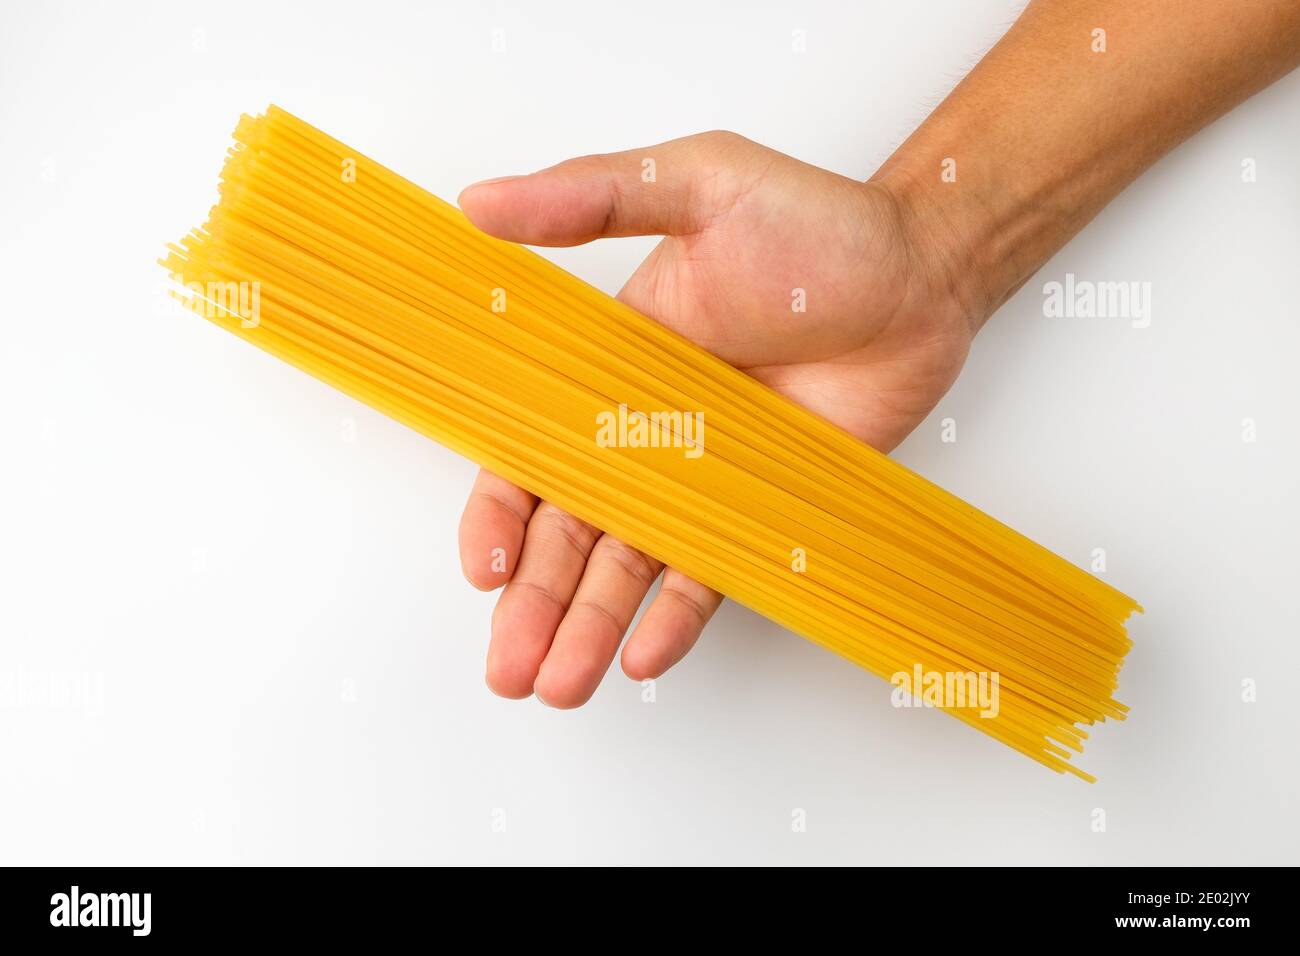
left=163, top=107, right=1141, bottom=780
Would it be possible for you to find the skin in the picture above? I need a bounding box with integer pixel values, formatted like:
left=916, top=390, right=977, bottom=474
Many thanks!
left=456, top=0, right=1300, bottom=709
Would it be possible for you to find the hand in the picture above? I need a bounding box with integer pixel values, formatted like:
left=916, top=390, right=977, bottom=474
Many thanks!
left=456, top=131, right=980, bottom=707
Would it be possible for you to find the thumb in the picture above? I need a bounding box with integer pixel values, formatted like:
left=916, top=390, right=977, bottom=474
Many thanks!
left=458, top=132, right=740, bottom=247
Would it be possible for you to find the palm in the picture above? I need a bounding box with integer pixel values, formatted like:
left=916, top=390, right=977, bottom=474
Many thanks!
left=619, top=153, right=971, bottom=451
left=456, top=132, right=974, bottom=707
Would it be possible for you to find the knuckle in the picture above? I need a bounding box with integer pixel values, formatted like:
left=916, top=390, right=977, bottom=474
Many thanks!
left=533, top=504, right=598, bottom=558
left=506, top=578, right=569, bottom=614
left=571, top=597, right=626, bottom=637
left=470, top=487, right=532, bottom=526
left=697, top=129, right=745, bottom=149
left=662, top=584, right=711, bottom=629
left=596, top=536, right=659, bottom=588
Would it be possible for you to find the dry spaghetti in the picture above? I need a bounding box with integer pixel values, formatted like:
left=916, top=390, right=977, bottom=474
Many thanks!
left=163, top=107, right=1140, bottom=780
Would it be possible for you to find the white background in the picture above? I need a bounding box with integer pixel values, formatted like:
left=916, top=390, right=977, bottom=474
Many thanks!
left=2, top=0, right=1297, bottom=865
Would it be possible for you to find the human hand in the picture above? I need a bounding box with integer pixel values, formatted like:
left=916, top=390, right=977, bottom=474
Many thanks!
left=456, top=131, right=981, bottom=707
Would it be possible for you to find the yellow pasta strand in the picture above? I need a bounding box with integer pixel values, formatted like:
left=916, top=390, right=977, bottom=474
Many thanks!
left=162, top=107, right=1141, bottom=780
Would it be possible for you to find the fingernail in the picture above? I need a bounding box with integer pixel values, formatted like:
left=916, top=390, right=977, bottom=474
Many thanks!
left=465, top=174, right=523, bottom=190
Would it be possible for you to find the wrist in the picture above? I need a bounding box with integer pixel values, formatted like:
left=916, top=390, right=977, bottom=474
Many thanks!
left=868, top=157, right=1030, bottom=336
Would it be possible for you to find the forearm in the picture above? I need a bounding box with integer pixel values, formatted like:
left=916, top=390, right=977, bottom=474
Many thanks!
left=872, top=0, right=1300, bottom=325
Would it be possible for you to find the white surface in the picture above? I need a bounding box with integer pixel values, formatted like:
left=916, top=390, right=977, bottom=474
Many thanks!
left=2, top=0, right=1297, bottom=866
